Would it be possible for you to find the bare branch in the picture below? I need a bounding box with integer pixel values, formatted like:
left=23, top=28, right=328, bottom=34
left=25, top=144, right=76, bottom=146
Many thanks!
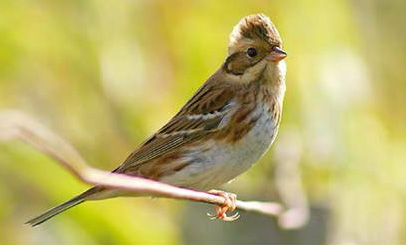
left=274, top=132, right=309, bottom=229
left=0, top=110, right=283, bottom=219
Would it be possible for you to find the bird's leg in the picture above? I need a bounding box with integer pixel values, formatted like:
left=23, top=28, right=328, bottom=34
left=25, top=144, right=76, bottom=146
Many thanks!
left=207, top=190, right=240, bottom=221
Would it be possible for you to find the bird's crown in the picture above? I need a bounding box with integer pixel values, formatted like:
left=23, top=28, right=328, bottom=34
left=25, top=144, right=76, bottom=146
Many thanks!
left=229, top=14, right=282, bottom=54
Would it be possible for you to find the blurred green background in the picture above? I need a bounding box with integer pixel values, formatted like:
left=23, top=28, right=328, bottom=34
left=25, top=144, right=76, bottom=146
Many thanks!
left=1, top=0, right=406, bottom=244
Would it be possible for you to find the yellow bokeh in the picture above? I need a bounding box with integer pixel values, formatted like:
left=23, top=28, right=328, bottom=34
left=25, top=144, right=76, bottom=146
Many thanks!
left=1, top=0, right=405, bottom=244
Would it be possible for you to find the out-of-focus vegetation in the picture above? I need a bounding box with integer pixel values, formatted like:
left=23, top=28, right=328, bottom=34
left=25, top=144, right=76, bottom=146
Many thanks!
left=1, top=0, right=406, bottom=244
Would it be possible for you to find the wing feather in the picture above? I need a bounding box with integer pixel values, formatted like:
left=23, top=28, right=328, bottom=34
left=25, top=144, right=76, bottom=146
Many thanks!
left=114, top=81, right=235, bottom=174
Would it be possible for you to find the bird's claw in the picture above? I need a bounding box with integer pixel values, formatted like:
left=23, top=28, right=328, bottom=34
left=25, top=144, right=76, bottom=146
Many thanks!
left=206, top=190, right=240, bottom=222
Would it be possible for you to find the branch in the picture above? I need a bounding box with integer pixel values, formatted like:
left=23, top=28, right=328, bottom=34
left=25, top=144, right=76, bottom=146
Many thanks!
left=0, top=110, right=283, bottom=219
left=274, top=133, right=310, bottom=229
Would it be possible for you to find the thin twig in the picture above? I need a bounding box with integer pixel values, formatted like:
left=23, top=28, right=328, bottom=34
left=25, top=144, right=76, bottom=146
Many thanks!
left=0, top=110, right=283, bottom=218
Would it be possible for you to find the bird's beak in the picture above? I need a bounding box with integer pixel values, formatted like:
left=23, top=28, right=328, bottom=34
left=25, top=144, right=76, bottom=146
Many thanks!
left=266, top=46, right=287, bottom=62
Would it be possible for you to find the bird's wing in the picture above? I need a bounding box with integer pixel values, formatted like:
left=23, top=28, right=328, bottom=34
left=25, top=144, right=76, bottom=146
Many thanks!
left=114, top=81, right=236, bottom=174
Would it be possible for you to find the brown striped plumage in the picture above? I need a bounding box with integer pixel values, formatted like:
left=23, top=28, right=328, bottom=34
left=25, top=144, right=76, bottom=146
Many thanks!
left=116, top=79, right=282, bottom=180
left=27, top=13, right=287, bottom=226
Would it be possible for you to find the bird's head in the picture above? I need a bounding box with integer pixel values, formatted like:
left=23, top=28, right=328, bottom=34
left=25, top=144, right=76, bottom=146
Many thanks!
left=224, top=14, right=287, bottom=81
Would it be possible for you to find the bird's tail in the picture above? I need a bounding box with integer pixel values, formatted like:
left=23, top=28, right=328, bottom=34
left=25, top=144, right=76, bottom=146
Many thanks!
left=26, top=186, right=103, bottom=227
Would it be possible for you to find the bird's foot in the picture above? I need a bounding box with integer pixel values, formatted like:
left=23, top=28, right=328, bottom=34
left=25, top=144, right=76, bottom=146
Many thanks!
left=207, top=190, right=240, bottom=221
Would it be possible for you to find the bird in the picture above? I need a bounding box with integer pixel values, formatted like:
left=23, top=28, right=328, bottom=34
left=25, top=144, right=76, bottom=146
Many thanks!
left=27, top=13, right=287, bottom=226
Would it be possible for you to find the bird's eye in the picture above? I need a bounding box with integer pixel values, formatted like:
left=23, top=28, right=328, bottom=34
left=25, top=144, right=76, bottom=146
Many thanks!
left=247, top=47, right=257, bottom=58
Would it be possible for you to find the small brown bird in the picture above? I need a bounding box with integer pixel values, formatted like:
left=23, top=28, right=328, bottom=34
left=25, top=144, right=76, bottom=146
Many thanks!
left=27, top=13, right=287, bottom=226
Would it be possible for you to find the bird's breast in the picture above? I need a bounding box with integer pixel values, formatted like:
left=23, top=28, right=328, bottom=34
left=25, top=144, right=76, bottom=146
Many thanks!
left=213, top=100, right=280, bottom=171
left=160, top=101, right=280, bottom=190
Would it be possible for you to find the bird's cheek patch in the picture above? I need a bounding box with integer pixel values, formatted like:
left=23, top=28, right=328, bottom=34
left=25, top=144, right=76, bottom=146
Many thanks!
left=226, top=53, right=251, bottom=75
